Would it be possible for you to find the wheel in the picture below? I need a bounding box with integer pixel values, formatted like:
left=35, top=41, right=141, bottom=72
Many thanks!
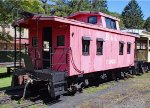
left=68, top=85, right=77, bottom=96
left=78, top=88, right=83, bottom=93
left=120, top=71, right=125, bottom=79
left=84, top=79, right=89, bottom=87
left=111, top=72, right=118, bottom=81
left=100, top=73, right=107, bottom=83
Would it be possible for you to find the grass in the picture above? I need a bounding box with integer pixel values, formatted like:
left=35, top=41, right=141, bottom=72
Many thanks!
left=137, top=72, right=150, bottom=79
left=28, top=105, right=37, bottom=108
left=0, top=76, right=12, bottom=88
left=0, top=103, right=44, bottom=108
left=98, top=72, right=150, bottom=108
left=83, top=72, right=150, bottom=94
left=0, top=67, right=7, bottom=73
left=84, top=81, right=116, bottom=94
left=0, top=104, right=12, bottom=108
left=76, top=100, right=103, bottom=108
left=128, top=72, right=150, bottom=90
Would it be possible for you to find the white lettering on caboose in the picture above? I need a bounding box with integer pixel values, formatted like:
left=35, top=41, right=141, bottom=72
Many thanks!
left=105, top=33, right=118, bottom=41
left=106, top=59, right=116, bottom=64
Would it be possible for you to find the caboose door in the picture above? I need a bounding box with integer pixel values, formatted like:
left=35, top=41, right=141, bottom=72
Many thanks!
left=42, top=27, right=52, bottom=68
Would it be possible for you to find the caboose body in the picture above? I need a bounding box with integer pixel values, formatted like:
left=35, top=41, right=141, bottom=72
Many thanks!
left=12, top=11, right=136, bottom=98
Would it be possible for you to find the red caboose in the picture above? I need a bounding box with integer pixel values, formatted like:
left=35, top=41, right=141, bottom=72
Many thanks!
left=12, top=11, right=135, bottom=98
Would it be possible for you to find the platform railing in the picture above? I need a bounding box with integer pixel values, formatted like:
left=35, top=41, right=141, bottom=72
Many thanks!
left=27, top=47, right=69, bottom=71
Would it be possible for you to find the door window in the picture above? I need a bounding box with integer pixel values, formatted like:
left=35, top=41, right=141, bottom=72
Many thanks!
left=57, top=35, right=65, bottom=46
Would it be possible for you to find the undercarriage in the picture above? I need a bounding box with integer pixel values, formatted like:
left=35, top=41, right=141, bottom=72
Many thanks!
left=12, top=68, right=67, bottom=99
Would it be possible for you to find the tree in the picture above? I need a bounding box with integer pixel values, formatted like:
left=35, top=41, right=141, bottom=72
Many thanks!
left=0, top=1, right=14, bottom=42
left=122, top=0, right=144, bottom=29
left=0, top=0, right=45, bottom=41
left=50, top=0, right=108, bottom=17
left=40, top=0, right=51, bottom=14
left=144, top=17, right=150, bottom=32
left=91, top=0, right=108, bottom=12
left=50, top=0, right=70, bottom=16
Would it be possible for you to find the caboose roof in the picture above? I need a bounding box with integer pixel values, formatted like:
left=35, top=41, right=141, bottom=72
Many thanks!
left=122, top=29, right=150, bottom=38
left=67, top=11, right=120, bottom=21
left=12, top=13, right=135, bottom=37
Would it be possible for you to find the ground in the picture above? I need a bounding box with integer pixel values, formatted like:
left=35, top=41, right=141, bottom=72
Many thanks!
left=0, top=67, right=7, bottom=74
left=49, top=72, right=150, bottom=108
left=0, top=67, right=11, bottom=88
left=0, top=76, right=11, bottom=88
left=0, top=72, right=149, bottom=108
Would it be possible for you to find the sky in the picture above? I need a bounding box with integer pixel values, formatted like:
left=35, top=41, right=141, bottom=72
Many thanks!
left=107, top=0, right=150, bottom=20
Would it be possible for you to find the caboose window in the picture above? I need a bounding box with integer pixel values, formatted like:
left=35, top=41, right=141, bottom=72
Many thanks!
left=88, top=16, right=97, bottom=24
left=82, top=36, right=91, bottom=55
left=127, top=42, right=131, bottom=54
left=136, top=42, right=147, bottom=50
left=96, top=38, right=104, bottom=55
left=119, top=41, right=124, bottom=55
left=105, top=17, right=117, bottom=30
left=57, top=35, right=65, bottom=46
left=32, top=37, right=38, bottom=47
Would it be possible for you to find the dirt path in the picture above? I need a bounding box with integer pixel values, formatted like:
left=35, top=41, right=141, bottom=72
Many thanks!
left=49, top=72, right=150, bottom=108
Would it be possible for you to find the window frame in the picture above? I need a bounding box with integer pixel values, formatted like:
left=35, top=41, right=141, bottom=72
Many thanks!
left=88, top=16, right=98, bottom=24
left=127, top=42, right=131, bottom=54
left=119, top=41, right=125, bottom=55
left=82, top=36, right=91, bottom=55
left=96, top=38, right=104, bottom=55
left=111, top=19, right=117, bottom=29
left=57, top=35, right=65, bottom=47
left=105, top=17, right=117, bottom=30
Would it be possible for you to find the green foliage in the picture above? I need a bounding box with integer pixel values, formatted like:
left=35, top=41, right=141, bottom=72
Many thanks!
left=0, top=31, right=13, bottom=42
left=40, top=0, right=51, bottom=14
left=0, top=0, right=44, bottom=23
left=0, top=0, right=45, bottom=41
left=51, top=0, right=70, bottom=16
left=51, top=0, right=108, bottom=17
left=91, top=0, right=108, bottom=12
left=122, top=0, right=144, bottom=29
left=144, top=17, right=150, bottom=32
